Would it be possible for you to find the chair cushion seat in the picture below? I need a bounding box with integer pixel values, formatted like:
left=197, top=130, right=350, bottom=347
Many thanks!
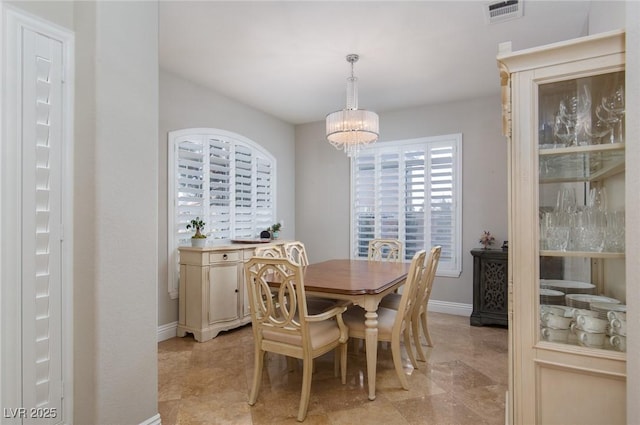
left=379, top=293, right=401, bottom=310
left=306, top=297, right=339, bottom=314
left=262, top=318, right=342, bottom=350
left=342, top=305, right=398, bottom=340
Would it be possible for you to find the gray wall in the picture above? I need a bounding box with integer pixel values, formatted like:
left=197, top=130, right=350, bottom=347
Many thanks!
left=295, top=95, right=508, bottom=306
left=76, top=2, right=160, bottom=424
left=9, top=1, right=161, bottom=424
left=158, top=69, right=296, bottom=326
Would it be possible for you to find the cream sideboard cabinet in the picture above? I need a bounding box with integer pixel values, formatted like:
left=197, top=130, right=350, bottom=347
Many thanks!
left=499, top=30, right=635, bottom=425
left=177, top=241, right=285, bottom=342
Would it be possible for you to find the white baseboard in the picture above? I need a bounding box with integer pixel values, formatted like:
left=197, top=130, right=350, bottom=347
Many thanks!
left=139, top=413, right=161, bottom=425
left=157, top=302, right=471, bottom=342
left=157, top=321, right=178, bottom=342
left=428, top=299, right=473, bottom=316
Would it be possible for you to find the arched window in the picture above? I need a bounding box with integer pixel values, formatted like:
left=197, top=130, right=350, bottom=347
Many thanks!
left=167, top=128, right=276, bottom=297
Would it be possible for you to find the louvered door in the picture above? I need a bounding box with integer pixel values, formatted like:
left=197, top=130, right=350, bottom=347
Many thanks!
left=21, top=27, right=64, bottom=424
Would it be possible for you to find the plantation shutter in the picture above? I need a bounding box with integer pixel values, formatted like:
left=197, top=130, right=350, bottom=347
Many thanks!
left=378, top=152, right=401, bottom=241
left=353, top=153, right=376, bottom=257
left=404, top=149, right=426, bottom=259
left=255, top=156, right=274, bottom=234
left=21, top=27, right=64, bottom=420
left=175, top=136, right=206, bottom=247
left=427, top=143, right=459, bottom=274
left=234, top=144, right=253, bottom=238
left=351, top=135, right=461, bottom=276
left=208, top=137, right=232, bottom=239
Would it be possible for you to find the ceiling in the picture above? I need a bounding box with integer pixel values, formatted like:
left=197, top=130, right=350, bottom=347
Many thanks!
left=159, top=1, right=595, bottom=125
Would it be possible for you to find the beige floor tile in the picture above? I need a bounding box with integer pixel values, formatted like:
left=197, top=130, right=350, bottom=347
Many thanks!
left=158, top=313, right=508, bottom=424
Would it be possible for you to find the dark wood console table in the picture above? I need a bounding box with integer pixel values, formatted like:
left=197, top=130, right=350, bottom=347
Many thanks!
left=470, top=248, right=508, bottom=327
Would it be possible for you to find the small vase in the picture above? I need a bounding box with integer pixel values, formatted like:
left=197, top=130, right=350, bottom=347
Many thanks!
left=191, top=237, right=207, bottom=248
left=272, top=231, right=279, bottom=240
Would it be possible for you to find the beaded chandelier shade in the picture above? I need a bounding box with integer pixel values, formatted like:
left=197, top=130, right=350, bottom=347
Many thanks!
left=326, top=54, right=379, bottom=157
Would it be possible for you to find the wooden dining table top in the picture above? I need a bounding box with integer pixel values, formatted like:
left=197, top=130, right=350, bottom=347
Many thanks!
left=301, top=259, right=411, bottom=295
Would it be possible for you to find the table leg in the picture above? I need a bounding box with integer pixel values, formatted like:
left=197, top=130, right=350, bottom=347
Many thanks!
left=364, top=308, right=378, bottom=400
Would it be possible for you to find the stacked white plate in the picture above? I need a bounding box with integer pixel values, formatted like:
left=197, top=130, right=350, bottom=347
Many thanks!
left=565, top=294, right=620, bottom=310
left=590, top=302, right=627, bottom=320
left=540, top=288, right=565, bottom=305
left=540, top=279, right=596, bottom=295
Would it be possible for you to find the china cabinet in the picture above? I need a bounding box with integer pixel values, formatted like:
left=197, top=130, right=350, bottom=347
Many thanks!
left=177, top=241, right=286, bottom=342
left=498, top=30, right=631, bottom=424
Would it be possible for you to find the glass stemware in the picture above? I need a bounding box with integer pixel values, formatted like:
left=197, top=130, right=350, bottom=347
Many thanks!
left=585, top=109, right=611, bottom=145
left=575, top=86, right=592, bottom=146
left=600, top=85, right=625, bottom=143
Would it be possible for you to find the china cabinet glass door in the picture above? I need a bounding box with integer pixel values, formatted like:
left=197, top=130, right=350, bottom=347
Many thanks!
left=538, top=71, right=627, bottom=352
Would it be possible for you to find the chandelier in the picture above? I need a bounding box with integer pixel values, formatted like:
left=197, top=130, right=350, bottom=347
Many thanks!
left=326, top=54, right=379, bottom=157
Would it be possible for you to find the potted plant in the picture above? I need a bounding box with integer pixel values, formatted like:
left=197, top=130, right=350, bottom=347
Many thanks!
left=187, top=217, right=207, bottom=247
left=269, top=222, right=282, bottom=239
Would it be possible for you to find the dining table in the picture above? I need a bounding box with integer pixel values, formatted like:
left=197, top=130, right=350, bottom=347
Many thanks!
left=301, top=259, right=412, bottom=400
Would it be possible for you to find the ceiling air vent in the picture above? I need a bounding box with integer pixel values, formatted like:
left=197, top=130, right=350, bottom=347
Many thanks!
left=485, top=0, right=523, bottom=24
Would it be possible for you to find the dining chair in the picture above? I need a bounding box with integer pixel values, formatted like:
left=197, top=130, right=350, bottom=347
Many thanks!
left=244, top=256, right=349, bottom=422
left=342, top=249, right=427, bottom=390
left=380, top=246, right=442, bottom=362
left=368, top=239, right=403, bottom=262
left=282, top=241, right=339, bottom=313
left=283, top=241, right=309, bottom=266
left=254, top=245, right=285, bottom=258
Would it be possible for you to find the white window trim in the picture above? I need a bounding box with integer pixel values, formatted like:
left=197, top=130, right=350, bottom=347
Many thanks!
left=350, top=134, right=462, bottom=277
left=167, top=128, right=276, bottom=298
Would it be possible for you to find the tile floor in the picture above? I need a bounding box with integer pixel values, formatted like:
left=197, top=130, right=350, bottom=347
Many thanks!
left=158, top=312, right=508, bottom=424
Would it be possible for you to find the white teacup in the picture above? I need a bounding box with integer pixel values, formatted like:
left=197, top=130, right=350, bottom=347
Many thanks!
left=540, top=304, right=573, bottom=317
left=571, top=308, right=599, bottom=319
left=609, top=318, right=627, bottom=336
left=541, top=327, right=569, bottom=343
left=609, top=335, right=627, bottom=352
left=576, top=330, right=606, bottom=348
left=575, top=314, right=608, bottom=333
left=540, top=312, right=572, bottom=330
left=607, top=310, right=626, bottom=322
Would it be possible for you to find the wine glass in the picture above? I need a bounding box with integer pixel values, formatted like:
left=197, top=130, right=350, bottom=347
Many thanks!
left=553, top=98, right=577, bottom=147
left=575, top=86, right=592, bottom=145
left=600, top=85, right=625, bottom=143
left=585, top=109, right=611, bottom=144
